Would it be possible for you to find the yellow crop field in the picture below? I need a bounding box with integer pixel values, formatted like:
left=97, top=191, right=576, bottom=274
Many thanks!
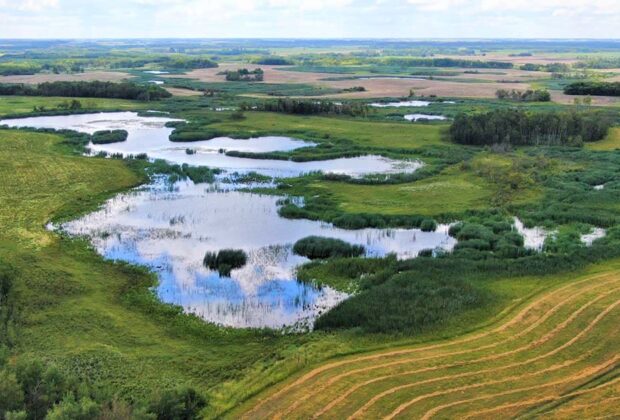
left=237, top=268, right=620, bottom=419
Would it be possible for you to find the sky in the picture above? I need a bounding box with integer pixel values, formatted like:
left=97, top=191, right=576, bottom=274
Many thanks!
left=0, top=0, right=619, bottom=39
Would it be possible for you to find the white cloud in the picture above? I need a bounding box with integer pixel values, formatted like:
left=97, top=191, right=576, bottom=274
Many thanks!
left=406, top=0, right=467, bottom=12
left=0, top=0, right=59, bottom=12
left=407, top=0, right=620, bottom=15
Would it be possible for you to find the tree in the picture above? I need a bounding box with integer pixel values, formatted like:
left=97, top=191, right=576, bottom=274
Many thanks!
left=0, top=370, right=24, bottom=417
left=149, top=388, right=207, bottom=420
left=15, top=359, right=71, bottom=419
left=46, top=397, right=100, bottom=420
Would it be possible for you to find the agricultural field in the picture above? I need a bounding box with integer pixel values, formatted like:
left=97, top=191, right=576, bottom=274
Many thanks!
left=235, top=260, right=620, bottom=419
left=0, top=37, right=619, bottom=419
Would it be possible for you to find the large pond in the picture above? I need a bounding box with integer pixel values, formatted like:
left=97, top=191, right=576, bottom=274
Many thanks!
left=60, top=179, right=456, bottom=329
left=4, top=111, right=449, bottom=329
left=0, top=112, right=422, bottom=178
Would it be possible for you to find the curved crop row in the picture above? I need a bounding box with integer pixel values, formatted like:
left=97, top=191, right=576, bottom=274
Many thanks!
left=237, top=270, right=620, bottom=419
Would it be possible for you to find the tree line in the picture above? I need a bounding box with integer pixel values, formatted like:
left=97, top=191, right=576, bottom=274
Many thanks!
left=222, top=68, right=264, bottom=81
left=243, top=98, right=370, bottom=116
left=0, top=81, right=171, bottom=101
left=449, top=109, right=612, bottom=146
left=251, top=57, right=292, bottom=65
left=379, top=57, right=513, bottom=69
left=495, top=89, right=551, bottom=102
left=520, top=62, right=570, bottom=72
left=564, top=81, right=620, bottom=97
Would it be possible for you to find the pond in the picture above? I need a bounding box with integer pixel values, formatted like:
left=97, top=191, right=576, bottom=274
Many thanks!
left=0, top=112, right=422, bottom=178
left=404, top=114, right=448, bottom=122
left=370, top=100, right=431, bottom=108
left=60, top=179, right=457, bottom=329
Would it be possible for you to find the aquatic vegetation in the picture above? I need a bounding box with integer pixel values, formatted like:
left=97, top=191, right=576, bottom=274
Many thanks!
left=203, top=249, right=248, bottom=276
left=90, top=129, right=128, bottom=144
left=293, top=236, right=365, bottom=259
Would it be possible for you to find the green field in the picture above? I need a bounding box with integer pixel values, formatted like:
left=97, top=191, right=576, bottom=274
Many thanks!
left=309, top=170, right=492, bottom=216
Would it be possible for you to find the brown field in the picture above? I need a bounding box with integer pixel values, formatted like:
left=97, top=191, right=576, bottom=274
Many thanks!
left=172, top=63, right=538, bottom=99
left=164, top=87, right=203, bottom=96
left=0, top=70, right=131, bottom=84
left=550, top=91, right=620, bottom=106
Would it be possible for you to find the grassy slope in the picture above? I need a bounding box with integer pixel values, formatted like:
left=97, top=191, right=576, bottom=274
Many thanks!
left=0, top=129, right=300, bottom=403
left=234, top=259, right=620, bottom=419
left=586, top=127, right=620, bottom=151
left=0, top=95, right=147, bottom=116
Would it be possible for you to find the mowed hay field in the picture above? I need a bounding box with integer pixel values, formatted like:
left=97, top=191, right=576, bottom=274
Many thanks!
left=235, top=262, right=620, bottom=419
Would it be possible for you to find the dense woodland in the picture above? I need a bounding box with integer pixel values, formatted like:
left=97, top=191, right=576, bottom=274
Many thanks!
left=564, top=81, right=620, bottom=96
left=251, top=57, right=292, bottom=65
left=0, top=81, right=171, bottom=100
left=450, top=109, right=612, bottom=146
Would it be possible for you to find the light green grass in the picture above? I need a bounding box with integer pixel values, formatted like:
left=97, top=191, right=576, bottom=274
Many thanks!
left=310, top=170, right=492, bottom=216
left=211, top=112, right=448, bottom=150
left=0, top=95, right=147, bottom=116
left=586, top=127, right=620, bottom=151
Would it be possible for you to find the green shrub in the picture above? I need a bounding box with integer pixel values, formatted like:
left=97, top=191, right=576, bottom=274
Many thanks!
left=91, top=130, right=128, bottom=144
left=293, top=236, right=365, bottom=259
left=420, top=218, right=437, bottom=232
left=203, top=249, right=248, bottom=276
left=148, top=387, right=207, bottom=420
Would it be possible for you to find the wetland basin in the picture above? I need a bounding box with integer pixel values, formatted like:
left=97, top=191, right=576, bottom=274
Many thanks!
left=60, top=179, right=456, bottom=329
left=0, top=112, right=422, bottom=177
left=5, top=111, right=443, bottom=329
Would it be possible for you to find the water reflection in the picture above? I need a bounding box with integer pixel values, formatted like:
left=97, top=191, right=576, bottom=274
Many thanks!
left=404, top=114, right=448, bottom=122
left=370, top=100, right=431, bottom=108
left=61, top=179, right=456, bottom=329
left=0, top=112, right=422, bottom=177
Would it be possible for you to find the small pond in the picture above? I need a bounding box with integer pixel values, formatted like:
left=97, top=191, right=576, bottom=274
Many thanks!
left=370, top=100, right=431, bottom=108
left=60, top=179, right=456, bottom=329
